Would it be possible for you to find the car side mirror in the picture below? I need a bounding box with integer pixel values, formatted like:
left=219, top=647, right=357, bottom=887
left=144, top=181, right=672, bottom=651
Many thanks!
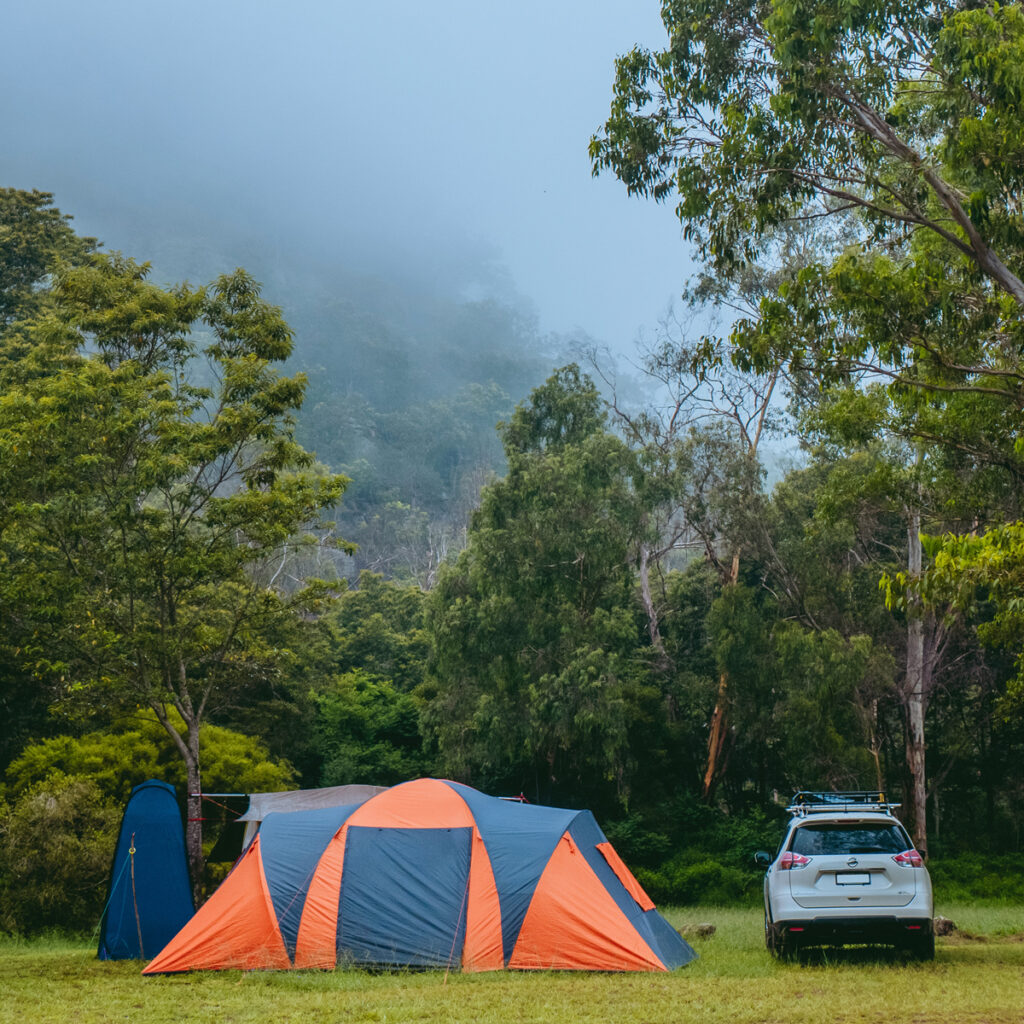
left=754, top=850, right=772, bottom=868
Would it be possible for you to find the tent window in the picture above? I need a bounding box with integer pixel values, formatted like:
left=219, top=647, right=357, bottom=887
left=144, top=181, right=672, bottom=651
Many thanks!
left=595, top=842, right=655, bottom=911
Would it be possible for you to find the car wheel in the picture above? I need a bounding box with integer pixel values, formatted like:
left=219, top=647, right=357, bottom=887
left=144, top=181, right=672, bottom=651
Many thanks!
left=777, top=931, right=801, bottom=961
left=904, top=931, right=935, bottom=961
left=764, top=912, right=777, bottom=954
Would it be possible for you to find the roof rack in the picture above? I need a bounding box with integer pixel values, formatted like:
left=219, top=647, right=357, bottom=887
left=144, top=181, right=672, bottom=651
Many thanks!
left=787, top=790, right=902, bottom=816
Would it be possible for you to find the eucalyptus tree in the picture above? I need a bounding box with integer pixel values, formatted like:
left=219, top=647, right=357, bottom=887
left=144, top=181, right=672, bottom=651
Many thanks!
left=592, top=0, right=1024, bottom=838
left=592, top=1, right=1024, bottom=312
left=0, top=252, right=348, bottom=896
left=423, top=366, right=648, bottom=810
left=591, top=221, right=826, bottom=798
left=0, top=189, right=97, bottom=768
left=590, top=0, right=1024, bottom=482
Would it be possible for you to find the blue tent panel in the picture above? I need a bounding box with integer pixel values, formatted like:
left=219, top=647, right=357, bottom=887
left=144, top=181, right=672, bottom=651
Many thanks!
left=259, top=804, right=361, bottom=960
left=338, top=826, right=472, bottom=966
left=98, top=780, right=194, bottom=960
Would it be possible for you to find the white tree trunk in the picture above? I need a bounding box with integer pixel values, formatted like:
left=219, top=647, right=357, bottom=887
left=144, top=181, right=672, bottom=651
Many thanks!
left=905, top=511, right=928, bottom=855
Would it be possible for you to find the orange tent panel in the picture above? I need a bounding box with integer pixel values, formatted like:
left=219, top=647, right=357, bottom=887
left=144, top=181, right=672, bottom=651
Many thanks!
left=293, top=824, right=349, bottom=969
left=143, top=837, right=289, bottom=973
left=462, top=826, right=504, bottom=971
left=595, top=841, right=656, bottom=911
left=346, top=778, right=475, bottom=830
left=509, top=832, right=665, bottom=972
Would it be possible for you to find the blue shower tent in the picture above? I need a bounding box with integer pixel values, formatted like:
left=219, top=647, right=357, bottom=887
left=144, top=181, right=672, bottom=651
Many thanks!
left=98, top=779, right=194, bottom=960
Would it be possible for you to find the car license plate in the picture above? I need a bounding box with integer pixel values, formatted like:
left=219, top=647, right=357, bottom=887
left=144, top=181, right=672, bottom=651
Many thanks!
left=836, top=872, right=870, bottom=885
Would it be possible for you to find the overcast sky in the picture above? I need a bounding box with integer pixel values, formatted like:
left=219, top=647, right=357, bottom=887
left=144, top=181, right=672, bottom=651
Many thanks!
left=1, top=1, right=694, bottom=349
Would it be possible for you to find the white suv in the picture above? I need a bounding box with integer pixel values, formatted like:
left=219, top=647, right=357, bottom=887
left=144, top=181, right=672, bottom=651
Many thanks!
left=756, top=792, right=934, bottom=959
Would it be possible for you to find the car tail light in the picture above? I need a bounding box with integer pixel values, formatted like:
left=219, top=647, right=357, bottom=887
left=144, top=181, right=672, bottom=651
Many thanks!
left=779, top=851, right=812, bottom=870
left=892, top=849, right=923, bottom=868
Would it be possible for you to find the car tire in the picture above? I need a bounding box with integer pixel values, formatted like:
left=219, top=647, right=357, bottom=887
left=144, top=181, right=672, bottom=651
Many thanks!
left=904, top=931, right=935, bottom=961
left=777, top=931, right=801, bottom=961
left=766, top=915, right=798, bottom=960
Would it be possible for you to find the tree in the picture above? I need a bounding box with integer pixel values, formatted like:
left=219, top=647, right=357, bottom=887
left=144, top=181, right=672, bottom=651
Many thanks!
left=0, top=190, right=97, bottom=772
left=591, top=0, right=1024, bottom=477
left=422, top=366, right=648, bottom=810
left=0, top=188, right=94, bottom=335
left=591, top=1, right=1024, bottom=311
left=591, top=287, right=786, bottom=800
left=0, top=716, right=294, bottom=929
left=0, top=252, right=348, bottom=898
left=0, top=775, right=119, bottom=935
left=593, top=1, right=1024, bottom=474
left=592, top=0, right=1024, bottom=845
left=4, top=715, right=296, bottom=809
left=325, top=571, right=428, bottom=692
left=314, top=670, right=429, bottom=787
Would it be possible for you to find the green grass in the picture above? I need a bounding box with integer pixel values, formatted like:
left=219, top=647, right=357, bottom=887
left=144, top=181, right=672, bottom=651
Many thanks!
left=2, top=905, right=1023, bottom=1024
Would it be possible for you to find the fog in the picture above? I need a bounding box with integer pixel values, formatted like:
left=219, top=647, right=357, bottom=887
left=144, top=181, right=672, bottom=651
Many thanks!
left=2, top=1, right=693, bottom=350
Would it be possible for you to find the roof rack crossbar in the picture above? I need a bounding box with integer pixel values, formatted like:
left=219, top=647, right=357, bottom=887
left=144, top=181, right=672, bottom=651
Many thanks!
left=786, top=790, right=902, bottom=816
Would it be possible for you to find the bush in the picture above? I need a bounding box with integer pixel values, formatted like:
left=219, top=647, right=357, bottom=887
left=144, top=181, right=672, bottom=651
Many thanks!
left=0, top=774, right=119, bottom=935
left=0, top=715, right=297, bottom=935
left=315, top=670, right=429, bottom=786
left=928, top=854, right=1024, bottom=903
left=4, top=714, right=295, bottom=806
left=636, top=851, right=762, bottom=906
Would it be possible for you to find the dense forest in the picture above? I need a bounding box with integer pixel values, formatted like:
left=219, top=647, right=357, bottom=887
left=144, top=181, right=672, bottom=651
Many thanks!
left=5, top=0, right=1024, bottom=934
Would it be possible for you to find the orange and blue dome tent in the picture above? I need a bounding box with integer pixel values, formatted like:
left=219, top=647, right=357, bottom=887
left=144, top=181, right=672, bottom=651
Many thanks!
left=143, top=778, right=696, bottom=973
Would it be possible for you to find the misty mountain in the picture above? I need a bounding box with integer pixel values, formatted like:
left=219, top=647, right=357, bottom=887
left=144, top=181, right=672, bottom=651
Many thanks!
left=73, top=210, right=576, bottom=582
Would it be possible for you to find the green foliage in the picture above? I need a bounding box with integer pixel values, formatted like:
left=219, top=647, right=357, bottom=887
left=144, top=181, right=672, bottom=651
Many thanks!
left=423, top=366, right=648, bottom=810
left=622, top=793, right=785, bottom=906
left=325, top=572, right=428, bottom=692
left=0, top=188, right=94, bottom=335
left=593, top=0, right=1024, bottom=485
left=293, top=287, right=550, bottom=583
left=3, top=714, right=295, bottom=806
left=927, top=854, right=1024, bottom=903
left=770, top=624, right=880, bottom=790
left=0, top=774, right=119, bottom=935
left=0, top=715, right=295, bottom=931
left=0, top=233, right=349, bottom=890
left=636, top=857, right=760, bottom=907
left=314, top=670, right=429, bottom=787
left=916, top=523, right=1024, bottom=714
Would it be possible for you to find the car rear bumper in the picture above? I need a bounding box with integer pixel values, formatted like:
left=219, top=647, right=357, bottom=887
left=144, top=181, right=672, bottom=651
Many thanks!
left=772, top=915, right=933, bottom=946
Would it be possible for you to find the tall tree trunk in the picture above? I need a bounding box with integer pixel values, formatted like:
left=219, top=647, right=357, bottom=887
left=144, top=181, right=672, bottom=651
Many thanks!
left=905, top=511, right=928, bottom=855
left=185, top=720, right=204, bottom=906
left=869, top=699, right=884, bottom=795
left=150, top=699, right=205, bottom=904
left=702, top=553, right=740, bottom=802
left=638, top=542, right=669, bottom=670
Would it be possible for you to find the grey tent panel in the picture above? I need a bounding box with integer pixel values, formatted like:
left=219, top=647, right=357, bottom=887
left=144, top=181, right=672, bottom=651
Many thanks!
left=238, top=784, right=386, bottom=845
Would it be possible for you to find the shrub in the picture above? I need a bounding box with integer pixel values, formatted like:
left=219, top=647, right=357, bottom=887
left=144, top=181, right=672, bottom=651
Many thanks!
left=0, top=774, right=119, bottom=935
left=0, top=716, right=296, bottom=934
left=636, top=852, right=762, bottom=906
left=928, top=854, right=1024, bottom=903
left=4, top=714, right=295, bottom=805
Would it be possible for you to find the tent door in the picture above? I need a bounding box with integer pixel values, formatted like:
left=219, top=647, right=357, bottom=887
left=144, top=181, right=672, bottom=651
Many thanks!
left=338, top=826, right=473, bottom=967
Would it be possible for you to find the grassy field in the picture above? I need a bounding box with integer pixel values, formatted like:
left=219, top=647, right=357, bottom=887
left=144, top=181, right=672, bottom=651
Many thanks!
left=3, top=904, right=1023, bottom=1024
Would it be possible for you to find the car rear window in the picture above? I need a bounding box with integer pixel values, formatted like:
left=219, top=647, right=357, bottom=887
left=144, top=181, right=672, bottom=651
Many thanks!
left=790, top=822, right=908, bottom=855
